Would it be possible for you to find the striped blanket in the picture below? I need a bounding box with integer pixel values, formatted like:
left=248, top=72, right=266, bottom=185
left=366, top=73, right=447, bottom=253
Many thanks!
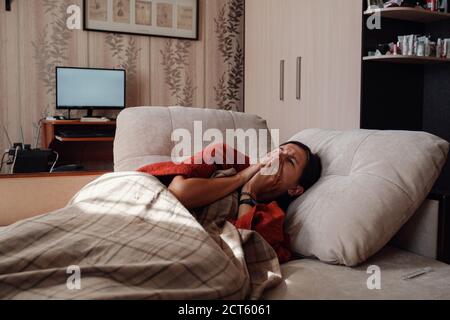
left=0, top=171, right=281, bottom=299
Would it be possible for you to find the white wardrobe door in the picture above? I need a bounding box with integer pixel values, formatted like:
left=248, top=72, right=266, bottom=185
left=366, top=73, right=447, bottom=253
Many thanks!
left=302, top=0, right=362, bottom=130
left=281, top=0, right=311, bottom=141
left=245, top=0, right=362, bottom=141
left=245, top=0, right=287, bottom=143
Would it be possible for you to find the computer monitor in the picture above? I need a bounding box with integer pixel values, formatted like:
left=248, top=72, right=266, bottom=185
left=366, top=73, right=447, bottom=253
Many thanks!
left=56, top=67, right=126, bottom=118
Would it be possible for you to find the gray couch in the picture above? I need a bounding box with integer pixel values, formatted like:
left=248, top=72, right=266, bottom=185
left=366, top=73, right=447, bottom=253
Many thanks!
left=114, top=106, right=450, bottom=300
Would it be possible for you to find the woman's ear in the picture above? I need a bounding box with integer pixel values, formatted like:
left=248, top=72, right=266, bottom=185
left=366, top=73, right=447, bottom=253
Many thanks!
left=288, top=185, right=304, bottom=197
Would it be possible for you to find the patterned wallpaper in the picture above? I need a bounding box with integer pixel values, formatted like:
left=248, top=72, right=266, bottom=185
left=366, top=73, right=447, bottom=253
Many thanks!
left=213, top=0, right=244, bottom=111
left=0, top=0, right=245, bottom=150
left=160, top=39, right=196, bottom=107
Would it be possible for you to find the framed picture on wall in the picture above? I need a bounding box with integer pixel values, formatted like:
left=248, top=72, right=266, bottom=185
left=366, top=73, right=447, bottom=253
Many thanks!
left=84, top=0, right=199, bottom=40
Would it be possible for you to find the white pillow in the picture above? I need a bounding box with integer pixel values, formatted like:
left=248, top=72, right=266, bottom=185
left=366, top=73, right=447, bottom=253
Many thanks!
left=285, top=129, right=449, bottom=266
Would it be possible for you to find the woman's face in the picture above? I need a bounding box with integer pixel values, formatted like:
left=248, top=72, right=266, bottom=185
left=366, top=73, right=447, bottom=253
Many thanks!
left=259, top=143, right=308, bottom=200
left=278, top=144, right=308, bottom=191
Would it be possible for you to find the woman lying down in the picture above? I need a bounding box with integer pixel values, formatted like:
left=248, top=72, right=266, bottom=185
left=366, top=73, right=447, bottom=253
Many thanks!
left=0, top=141, right=321, bottom=299
left=138, top=141, right=322, bottom=263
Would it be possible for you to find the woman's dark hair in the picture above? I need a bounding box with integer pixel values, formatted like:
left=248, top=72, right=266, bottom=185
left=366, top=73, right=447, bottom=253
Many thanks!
left=276, top=141, right=322, bottom=211
left=280, top=141, right=322, bottom=191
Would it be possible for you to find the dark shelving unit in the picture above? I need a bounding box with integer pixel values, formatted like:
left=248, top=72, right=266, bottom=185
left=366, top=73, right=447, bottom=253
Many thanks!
left=361, top=3, right=450, bottom=192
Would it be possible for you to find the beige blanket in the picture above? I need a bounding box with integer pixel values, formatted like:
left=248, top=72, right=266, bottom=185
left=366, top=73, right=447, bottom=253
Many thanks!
left=0, top=171, right=281, bottom=299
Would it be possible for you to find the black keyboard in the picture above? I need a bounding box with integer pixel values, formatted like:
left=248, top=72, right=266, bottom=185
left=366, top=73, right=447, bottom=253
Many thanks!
left=57, top=129, right=116, bottom=138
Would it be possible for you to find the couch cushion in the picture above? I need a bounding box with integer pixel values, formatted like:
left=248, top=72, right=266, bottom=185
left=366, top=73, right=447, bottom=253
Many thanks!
left=263, top=246, right=450, bottom=300
left=114, top=106, right=272, bottom=171
left=285, top=129, right=449, bottom=266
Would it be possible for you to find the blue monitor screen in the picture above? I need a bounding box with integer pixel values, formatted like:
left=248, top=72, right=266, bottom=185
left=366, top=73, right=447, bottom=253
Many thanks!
left=56, top=67, right=125, bottom=109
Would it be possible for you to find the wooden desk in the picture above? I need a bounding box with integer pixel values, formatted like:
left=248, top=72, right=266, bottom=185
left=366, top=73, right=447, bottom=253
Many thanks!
left=42, top=120, right=116, bottom=147
left=42, top=120, right=116, bottom=171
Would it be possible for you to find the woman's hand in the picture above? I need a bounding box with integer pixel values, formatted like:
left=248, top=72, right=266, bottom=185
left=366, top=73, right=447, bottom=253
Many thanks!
left=237, top=163, right=262, bottom=185
left=242, top=157, right=284, bottom=202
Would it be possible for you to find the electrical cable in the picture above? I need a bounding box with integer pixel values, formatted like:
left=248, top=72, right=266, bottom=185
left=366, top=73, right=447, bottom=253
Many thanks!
left=34, top=118, right=46, bottom=149
left=49, top=151, right=59, bottom=173
left=20, top=126, right=25, bottom=149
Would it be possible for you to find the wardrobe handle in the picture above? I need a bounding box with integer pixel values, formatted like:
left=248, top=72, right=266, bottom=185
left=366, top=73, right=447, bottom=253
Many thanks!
left=280, top=60, right=285, bottom=101
left=296, top=57, right=302, bottom=100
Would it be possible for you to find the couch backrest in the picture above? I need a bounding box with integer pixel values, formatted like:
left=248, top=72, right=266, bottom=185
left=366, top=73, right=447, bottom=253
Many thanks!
left=114, top=106, right=272, bottom=171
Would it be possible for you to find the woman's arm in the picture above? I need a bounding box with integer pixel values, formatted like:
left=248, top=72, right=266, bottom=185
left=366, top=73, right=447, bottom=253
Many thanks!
left=168, top=164, right=261, bottom=209
left=237, top=198, right=254, bottom=220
